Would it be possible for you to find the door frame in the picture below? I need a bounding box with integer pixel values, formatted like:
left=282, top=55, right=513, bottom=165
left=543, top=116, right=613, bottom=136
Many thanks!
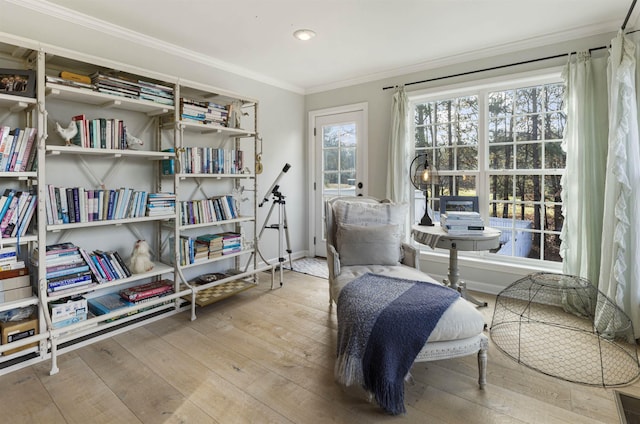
left=307, top=102, right=368, bottom=257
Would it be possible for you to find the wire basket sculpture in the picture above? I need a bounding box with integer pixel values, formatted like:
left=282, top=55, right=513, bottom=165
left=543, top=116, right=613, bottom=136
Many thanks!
left=490, top=272, right=640, bottom=387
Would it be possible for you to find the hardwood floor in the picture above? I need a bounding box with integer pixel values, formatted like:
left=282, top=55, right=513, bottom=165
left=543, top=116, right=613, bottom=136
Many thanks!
left=0, top=270, right=634, bottom=423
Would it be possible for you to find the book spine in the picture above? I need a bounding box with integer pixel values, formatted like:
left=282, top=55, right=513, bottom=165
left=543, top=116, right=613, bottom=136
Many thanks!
left=47, top=275, right=92, bottom=292
left=78, top=248, right=105, bottom=284
left=95, top=252, right=118, bottom=280
left=46, top=265, right=90, bottom=279
left=89, top=253, right=108, bottom=281
left=107, top=190, right=116, bottom=220
left=111, top=250, right=132, bottom=277
left=0, top=196, right=19, bottom=236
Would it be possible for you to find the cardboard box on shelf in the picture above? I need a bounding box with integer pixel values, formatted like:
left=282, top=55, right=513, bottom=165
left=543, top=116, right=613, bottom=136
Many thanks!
left=0, top=316, right=38, bottom=355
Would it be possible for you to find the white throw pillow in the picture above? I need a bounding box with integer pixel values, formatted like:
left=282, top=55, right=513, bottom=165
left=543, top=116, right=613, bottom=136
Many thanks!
left=336, top=223, right=401, bottom=266
left=332, top=200, right=407, bottom=235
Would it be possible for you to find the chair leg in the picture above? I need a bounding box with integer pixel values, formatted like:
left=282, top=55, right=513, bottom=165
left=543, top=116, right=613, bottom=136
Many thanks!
left=477, top=347, right=487, bottom=389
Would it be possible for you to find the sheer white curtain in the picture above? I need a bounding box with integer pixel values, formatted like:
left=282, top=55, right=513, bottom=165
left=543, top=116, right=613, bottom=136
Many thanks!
left=386, top=86, right=409, bottom=203
left=596, top=31, right=640, bottom=339
left=563, top=31, right=640, bottom=338
left=560, top=52, right=609, bottom=286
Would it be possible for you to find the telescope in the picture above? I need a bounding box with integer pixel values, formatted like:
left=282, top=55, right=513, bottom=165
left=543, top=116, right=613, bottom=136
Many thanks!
left=259, top=163, right=291, bottom=207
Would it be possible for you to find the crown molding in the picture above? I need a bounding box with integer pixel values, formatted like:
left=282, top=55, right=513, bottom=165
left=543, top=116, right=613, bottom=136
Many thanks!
left=7, top=0, right=306, bottom=94
left=304, top=20, right=620, bottom=94
left=6, top=0, right=627, bottom=96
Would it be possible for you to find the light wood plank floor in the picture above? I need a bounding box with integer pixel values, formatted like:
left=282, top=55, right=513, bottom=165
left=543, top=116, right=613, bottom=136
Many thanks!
left=0, top=270, right=635, bottom=423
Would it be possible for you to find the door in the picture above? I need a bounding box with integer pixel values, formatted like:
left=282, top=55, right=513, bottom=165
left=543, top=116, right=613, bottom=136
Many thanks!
left=311, top=104, right=368, bottom=257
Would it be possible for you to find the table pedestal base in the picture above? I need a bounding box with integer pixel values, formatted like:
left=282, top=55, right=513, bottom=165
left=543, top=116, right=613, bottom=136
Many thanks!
left=445, top=247, right=488, bottom=308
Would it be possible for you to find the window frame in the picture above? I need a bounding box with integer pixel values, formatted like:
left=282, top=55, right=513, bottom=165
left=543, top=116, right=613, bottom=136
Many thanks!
left=408, top=67, right=565, bottom=267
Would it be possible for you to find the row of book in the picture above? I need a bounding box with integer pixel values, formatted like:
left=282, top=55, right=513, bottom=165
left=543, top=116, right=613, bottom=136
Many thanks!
left=45, top=186, right=173, bottom=225
left=46, top=72, right=175, bottom=107
left=69, top=115, right=128, bottom=150
left=440, top=211, right=485, bottom=235
left=0, top=246, right=25, bottom=272
left=180, top=98, right=228, bottom=126
left=179, top=195, right=239, bottom=226
left=170, top=147, right=244, bottom=175
left=146, top=192, right=176, bottom=217
left=177, top=232, right=242, bottom=265
left=87, top=279, right=174, bottom=322
left=36, top=242, right=133, bottom=295
left=0, top=189, right=37, bottom=239
left=0, top=126, right=38, bottom=172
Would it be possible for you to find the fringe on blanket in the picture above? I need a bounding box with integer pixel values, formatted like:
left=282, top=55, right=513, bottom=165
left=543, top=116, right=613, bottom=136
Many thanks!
left=335, top=352, right=411, bottom=415
left=334, top=353, right=364, bottom=387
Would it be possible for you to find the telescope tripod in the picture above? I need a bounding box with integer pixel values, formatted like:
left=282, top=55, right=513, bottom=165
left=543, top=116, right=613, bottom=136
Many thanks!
left=252, top=189, right=292, bottom=286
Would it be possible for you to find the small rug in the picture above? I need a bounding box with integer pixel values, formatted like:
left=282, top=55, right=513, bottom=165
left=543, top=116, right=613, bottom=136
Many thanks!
left=289, top=257, right=328, bottom=279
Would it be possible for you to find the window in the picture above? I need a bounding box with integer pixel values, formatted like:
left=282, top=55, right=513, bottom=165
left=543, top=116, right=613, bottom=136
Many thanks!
left=411, top=73, right=566, bottom=263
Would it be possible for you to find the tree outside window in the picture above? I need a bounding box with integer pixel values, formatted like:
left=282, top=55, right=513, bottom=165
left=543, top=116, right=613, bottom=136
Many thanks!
left=412, top=80, right=565, bottom=263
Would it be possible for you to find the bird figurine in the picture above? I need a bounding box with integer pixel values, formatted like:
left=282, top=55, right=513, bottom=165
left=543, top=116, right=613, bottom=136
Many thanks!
left=128, top=239, right=154, bottom=274
left=55, top=121, right=78, bottom=146
left=126, top=133, right=144, bottom=150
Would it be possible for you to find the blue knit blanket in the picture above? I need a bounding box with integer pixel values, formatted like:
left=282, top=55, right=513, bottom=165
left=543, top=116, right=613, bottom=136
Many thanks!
left=335, top=273, right=460, bottom=415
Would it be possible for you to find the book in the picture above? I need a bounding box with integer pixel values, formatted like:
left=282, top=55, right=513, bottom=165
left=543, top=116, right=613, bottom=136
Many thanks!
left=87, top=293, right=136, bottom=321
left=111, top=250, right=132, bottom=278
left=46, top=264, right=90, bottom=280
left=47, top=273, right=93, bottom=292
left=16, top=128, right=36, bottom=172
left=78, top=248, right=105, bottom=284
left=119, top=279, right=173, bottom=302
left=3, top=128, right=20, bottom=171
left=60, top=71, right=92, bottom=85
left=0, top=266, right=28, bottom=280
left=0, top=126, right=12, bottom=170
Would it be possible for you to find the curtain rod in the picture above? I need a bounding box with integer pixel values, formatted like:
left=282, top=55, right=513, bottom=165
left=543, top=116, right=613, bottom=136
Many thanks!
left=381, top=46, right=607, bottom=91
left=383, top=0, right=639, bottom=92
left=622, top=0, right=637, bottom=30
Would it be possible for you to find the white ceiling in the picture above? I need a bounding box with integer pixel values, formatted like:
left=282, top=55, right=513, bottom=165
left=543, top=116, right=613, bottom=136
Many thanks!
left=21, top=0, right=640, bottom=93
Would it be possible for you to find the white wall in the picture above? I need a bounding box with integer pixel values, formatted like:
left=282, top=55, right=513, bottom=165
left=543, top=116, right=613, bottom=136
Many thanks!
left=0, top=1, right=622, bottom=293
left=305, top=32, right=616, bottom=293
left=0, top=2, right=308, bottom=265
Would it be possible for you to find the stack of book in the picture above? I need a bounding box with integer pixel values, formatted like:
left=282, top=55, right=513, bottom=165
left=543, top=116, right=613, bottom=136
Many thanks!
left=138, top=80, right=174, bottom=106
left=0, top=245, right=25, bottom=272
left=87, top=279, right=174, bottom=322
left=220, top=232, right=242, bottom=255
left=0, top=247, right=31, bottom=303
left=440, top=211, right=485, bottom=235
left=46, top=72, right=95, bottom=90
left=0, top=188, right=37, bottom=238
left=180, top=98, right=229, bottom=126
left=196, top=233, right=223, bottom=258
left=38, top=243, right=94, bottom=295
left=146, top=192, right=176, bottom=216
left=178, top=236, right=209, bottom=265
left=119, top=280, right=174, bottom=303
left=90, top=72, right=140, bottom=100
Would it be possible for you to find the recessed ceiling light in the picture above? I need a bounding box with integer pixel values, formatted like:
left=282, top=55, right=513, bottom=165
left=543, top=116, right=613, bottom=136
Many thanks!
left=293, top=29, right=316, bottom=41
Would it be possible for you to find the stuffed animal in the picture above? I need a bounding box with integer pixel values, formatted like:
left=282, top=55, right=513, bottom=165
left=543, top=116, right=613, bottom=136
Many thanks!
left=128, top=239, right=154, bottom=274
